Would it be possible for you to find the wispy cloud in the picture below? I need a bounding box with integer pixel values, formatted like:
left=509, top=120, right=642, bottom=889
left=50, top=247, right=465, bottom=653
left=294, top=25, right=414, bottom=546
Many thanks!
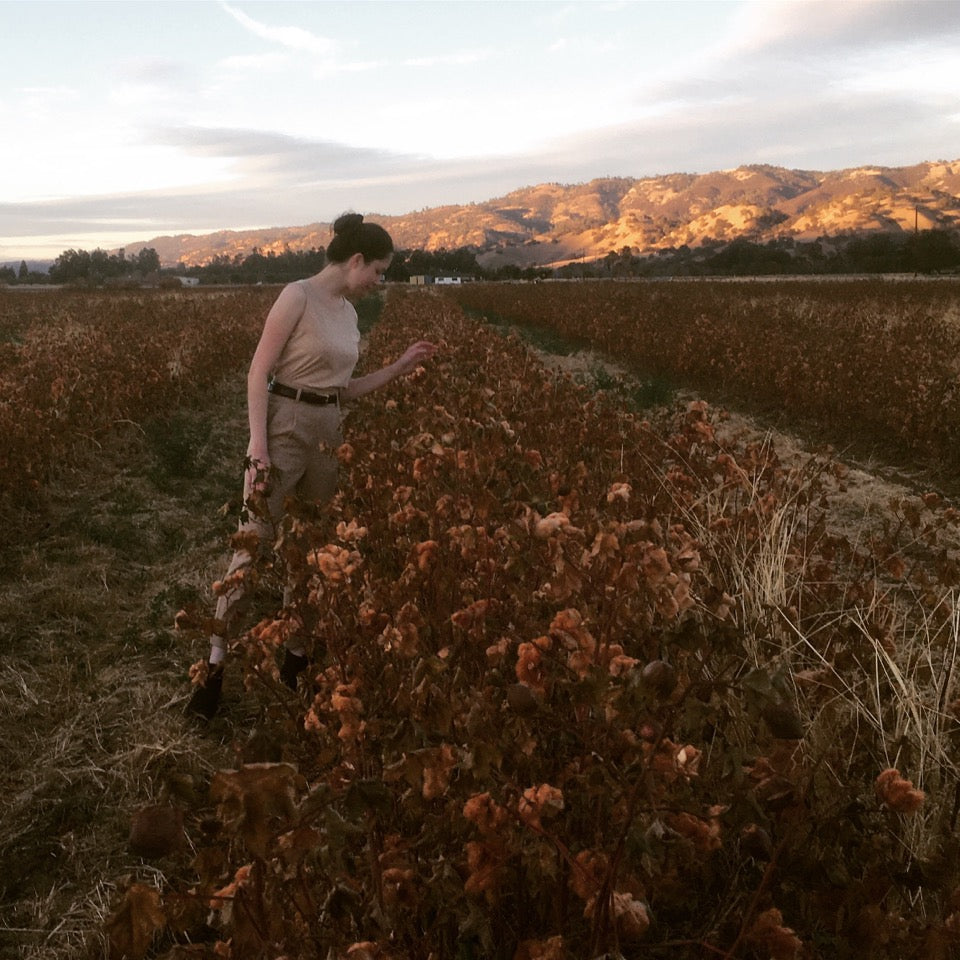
left=220, top=1, right=337, bottom=57
left=541, top=77, right=958, bottom=178
left=110, top=56, right=194, bottom=109
left=117, top=57, right=189, bottom=86
left=149, top=125, right=414, bottom=182
left=629, top=0, right=960, bottom=145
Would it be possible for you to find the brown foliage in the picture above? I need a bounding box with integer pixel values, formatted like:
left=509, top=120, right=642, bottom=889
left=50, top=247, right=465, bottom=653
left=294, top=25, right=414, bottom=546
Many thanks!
left=80, top=284, right=960, bottom=957
left=102, top=883, right=165, bottom=960
left=0, top=287, right=268, bottom=509
left=875, top=767, right=925, bottom=814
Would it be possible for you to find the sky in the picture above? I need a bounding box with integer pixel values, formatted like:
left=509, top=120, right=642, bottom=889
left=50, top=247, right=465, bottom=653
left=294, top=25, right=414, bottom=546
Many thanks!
left=1, top=0, right=959, bottom=262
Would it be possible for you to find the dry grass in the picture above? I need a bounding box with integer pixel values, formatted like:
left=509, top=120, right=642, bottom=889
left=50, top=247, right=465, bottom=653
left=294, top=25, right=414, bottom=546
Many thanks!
left=0, top=378, right=250, bottom=959
left=681, top=435, right=960, bottom=908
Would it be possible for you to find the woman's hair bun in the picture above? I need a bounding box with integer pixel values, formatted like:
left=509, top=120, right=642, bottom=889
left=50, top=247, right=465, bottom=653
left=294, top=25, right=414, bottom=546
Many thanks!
left=333, top=212, right=364, bottom=237
left=326, top=211, right=393, bottom=264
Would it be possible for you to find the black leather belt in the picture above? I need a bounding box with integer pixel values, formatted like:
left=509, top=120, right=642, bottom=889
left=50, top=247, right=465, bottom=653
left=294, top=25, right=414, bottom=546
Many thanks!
left=268, top=380, right=339, bottom=405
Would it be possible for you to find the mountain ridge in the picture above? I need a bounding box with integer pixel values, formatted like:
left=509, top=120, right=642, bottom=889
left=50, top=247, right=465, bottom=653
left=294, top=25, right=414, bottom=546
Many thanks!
left=122, top=159, right=960, bottom=269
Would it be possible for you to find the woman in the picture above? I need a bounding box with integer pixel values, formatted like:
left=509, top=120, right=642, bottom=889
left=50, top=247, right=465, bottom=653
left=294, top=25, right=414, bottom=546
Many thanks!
left=188, top=213, right=436, bottom=719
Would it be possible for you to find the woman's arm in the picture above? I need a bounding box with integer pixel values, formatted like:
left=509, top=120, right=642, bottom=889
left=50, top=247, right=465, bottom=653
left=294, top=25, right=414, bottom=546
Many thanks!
left=244, top=283, right=307, bottom=489
left=341, top=339, right=437, bottom=402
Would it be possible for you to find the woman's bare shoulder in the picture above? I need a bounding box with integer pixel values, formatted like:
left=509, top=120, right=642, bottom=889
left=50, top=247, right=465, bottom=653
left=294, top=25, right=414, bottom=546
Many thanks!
left=266, top=280, right=308, bottom=318
left=278, top=279, right=309, bottom=304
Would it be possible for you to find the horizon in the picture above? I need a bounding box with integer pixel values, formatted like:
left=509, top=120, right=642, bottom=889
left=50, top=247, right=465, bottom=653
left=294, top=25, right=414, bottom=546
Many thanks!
left=5, top=155, right=959, bottom=272
left=2, top=0, right=959, bottom=262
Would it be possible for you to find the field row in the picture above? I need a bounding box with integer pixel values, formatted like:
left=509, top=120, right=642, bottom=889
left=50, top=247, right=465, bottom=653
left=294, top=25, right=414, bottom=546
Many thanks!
left=0, top=289, right=272, bottom=511
left=448, top=279, right=960, bottom=480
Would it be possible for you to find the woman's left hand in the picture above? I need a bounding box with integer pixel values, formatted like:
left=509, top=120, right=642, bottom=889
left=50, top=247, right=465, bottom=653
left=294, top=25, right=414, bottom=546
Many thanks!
left=396, top=340, right=437, bottom=376
left=342, top=340, right=439, bottom=402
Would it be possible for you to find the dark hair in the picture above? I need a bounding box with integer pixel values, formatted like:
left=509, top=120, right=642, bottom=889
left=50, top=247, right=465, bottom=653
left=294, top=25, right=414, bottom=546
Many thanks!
left=326, top=213, right=394, bottom=264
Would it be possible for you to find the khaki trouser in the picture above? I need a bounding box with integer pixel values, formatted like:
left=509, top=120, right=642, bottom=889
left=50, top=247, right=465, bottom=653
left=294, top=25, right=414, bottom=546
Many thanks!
left=213, top=392, right=342, bottom=638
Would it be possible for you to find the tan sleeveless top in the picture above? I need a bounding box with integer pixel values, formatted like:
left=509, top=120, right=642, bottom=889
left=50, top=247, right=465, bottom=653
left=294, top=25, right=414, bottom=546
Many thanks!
left=270, top=280, right=360, bottom=390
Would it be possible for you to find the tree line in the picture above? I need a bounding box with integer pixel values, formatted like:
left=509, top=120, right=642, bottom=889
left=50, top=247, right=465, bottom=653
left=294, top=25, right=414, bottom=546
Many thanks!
left=1, top=247, right=162, bottom=285
left=3, top=228, right=958, bottom=287
left=177, top=244, right=503, bottom=285
left=588, top=229, right=960, bottom=279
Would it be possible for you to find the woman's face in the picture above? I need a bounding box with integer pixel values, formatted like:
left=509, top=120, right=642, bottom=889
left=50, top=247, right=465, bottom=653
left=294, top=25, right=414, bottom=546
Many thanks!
left=347, top=254, right=392, bottom=296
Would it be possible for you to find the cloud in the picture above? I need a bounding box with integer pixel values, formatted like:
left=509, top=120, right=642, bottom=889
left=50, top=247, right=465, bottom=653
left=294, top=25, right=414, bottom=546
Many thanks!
left=651, top=0, right=960, bottom=108
left=220, top=1, right=337, bottom=56
left=7, top=0, right=960, bottom=256
left=215, top=3, right=392, bottom=81
left=6, top=67, right=957, bottom=252
left=148, top=125, right=415, bottom=184
left=626, top=0, right=960, bottom=148
left=110, top=56, right=195, bottom=108
left=0, top=130, right=563, bottom=248
left=729, top=0, right=960, bottom=58
left=117, top=56, right=188, bottom=86
left=538, top=80, right=959, bottom=180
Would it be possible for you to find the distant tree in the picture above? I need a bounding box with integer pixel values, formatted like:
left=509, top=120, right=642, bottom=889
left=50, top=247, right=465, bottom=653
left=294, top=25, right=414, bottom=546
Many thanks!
left=0, top=266, right=16, bottom=284
left=89, top=249, right=113, bottom=283
left=907, top=229, right=960, bottom=274
left=384, top=247, right=481, bottom=283
left=181, top=245, right=327, bottom=285
left=18, top=260, right=28, bottom=280
left=704, top=238, right=792, bottom=275
left=435, top=246, right=480, bottom=276
left=405, top=249, right=437, bottom=277
left=840, top=234, right=901, bottom=273
left=198, top=254, right=236, bottom=285
left=384, top=253, right=411, bottom=283
left=49, top=248, right=91, bottom=283
left=136, top=248, right=161, bottom=274
left=47, top=245, right=162, bottom=284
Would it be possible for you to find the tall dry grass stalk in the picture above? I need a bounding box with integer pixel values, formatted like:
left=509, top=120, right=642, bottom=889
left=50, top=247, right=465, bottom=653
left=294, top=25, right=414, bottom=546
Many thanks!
left=666, top=431, right=822, bottom=662
left=679, top=428, right=960, bottom=910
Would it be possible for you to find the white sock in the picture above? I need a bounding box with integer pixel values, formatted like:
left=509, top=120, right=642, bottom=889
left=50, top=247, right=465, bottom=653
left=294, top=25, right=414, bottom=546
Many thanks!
left=286, top=645, right=307, bottom=659
left=209, top=643, right=226, bottom=666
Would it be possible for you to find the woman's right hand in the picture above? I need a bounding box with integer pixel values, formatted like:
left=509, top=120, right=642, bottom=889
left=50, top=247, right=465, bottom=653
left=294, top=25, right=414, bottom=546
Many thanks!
left=245, top=454, right=271, bottom=495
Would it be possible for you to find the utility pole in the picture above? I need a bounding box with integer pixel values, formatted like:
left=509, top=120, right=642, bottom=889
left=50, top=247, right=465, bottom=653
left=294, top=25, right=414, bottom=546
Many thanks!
left=913, top=205, right=919, bottom=276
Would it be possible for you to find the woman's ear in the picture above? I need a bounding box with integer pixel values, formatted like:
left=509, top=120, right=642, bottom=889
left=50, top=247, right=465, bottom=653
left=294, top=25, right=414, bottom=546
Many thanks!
left=348, top=252, right=366, bottom=270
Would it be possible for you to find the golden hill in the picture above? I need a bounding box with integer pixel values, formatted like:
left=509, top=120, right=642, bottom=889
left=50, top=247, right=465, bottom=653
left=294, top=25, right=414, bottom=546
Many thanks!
left=124, top=159, right=960, bottom=269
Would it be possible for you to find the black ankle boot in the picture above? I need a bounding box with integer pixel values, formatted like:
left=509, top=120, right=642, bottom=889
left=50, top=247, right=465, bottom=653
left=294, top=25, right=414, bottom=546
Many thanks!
left=279, top=650, right=309, bottom=689
left=186, top=664, right=224, bottom=720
